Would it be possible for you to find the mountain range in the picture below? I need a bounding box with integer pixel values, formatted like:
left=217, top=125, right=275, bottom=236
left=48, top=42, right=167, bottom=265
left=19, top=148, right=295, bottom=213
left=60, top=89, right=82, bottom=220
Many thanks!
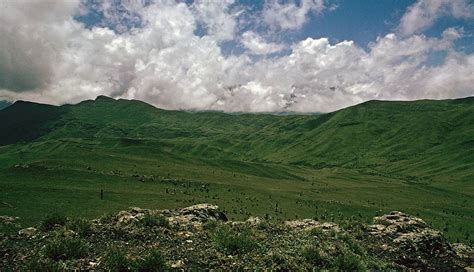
left=0, top=96, right=472, bottom=244
left=1, top=95, right=473, bottom=181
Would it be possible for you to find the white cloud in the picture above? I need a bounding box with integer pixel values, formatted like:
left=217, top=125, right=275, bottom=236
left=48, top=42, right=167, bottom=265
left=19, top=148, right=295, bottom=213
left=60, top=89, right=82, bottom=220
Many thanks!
left=241, top=31, right=285, bottom=55
left=0, top=1, right=472, bottom=113
left=399, top=0, right=474, bottom=36
left=262, top=0, right=326, bottom=30
left=192, top=0, right=239, bottom=42
left=0, top=0, right=80, bottom=92
left=222, top=28, right=471, bottom=112
left=77, top=1, right=146, bottom=33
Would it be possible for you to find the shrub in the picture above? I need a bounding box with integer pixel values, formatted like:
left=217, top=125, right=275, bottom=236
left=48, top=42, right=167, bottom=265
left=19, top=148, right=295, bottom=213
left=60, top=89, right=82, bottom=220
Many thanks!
left=302, top=246, right=327, bottom=267
left=0, top=221, right=21, bottom=236
left=332, top=253, right=366, bottom=271
left=44, top=237, right=89, bottom=261
left=99, top=212, right=115, bottom=224
left=135, top=248, right=168, bottom=272
left=340, top=234, right=364, bottom=255
left=111, top=225, right=129, bottom=238
left=213, top=225, right=256, bottom=255
left=346, top=222, right=366, bottom=240
left=40, top=213, right=68, bottom=231
left=203, top=220, right=218, bottom=231
left=142, top=214, right=169, bottom=228
left=24, top=257, right=63, bottom=272
left=266, top=252, right=291, bottom=271
left=255, top=221, right=271, bottom=231
left=67, top=217, right=92, bottom=236
left=102, top=248, right=131, bottom=272
left=309, top=227, right=324, bottom=237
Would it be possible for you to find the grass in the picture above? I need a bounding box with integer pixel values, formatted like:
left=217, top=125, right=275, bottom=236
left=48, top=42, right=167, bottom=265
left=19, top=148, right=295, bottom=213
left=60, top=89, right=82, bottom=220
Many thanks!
left=0, top=96, right=472, bottom=245
left=1, top=197, right=467, bottom=270
left=302, top=246, right=327, bottom=267
left=40, top=213, right=68, bottom=231
left=44, top=237, right=89, bottom=261
left=332, top=253, right=366, bottom=271
left=67, top=217, right=92, bottom=236
left=135, top=249, right=168, bottom=272
left=24, top=258, right=63, bottom=272
left=213, top=225, right=257, bottom=254
left=0, top=221, right=21, bottom=236
left=102, top=248, right=131, bottom=272
left=101, top=247, right=167, bottom=271
left=141, top=213, right=169, bottom=228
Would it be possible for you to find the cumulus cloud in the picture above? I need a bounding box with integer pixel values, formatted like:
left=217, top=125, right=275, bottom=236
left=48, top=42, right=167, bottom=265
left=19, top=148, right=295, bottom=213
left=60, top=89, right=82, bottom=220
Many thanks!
left=0, top=1, right=472, bottom=112
left=399, top=0, right=474, bottom=36
left=192, top=0, right=239, bottom=42
left=0, top=0, right=80, bottom=92
left=79, top=1, right=146, bottom=33
left=241, top=31, right=285, bottom=55
left=262, top=0, right=326, bottom=30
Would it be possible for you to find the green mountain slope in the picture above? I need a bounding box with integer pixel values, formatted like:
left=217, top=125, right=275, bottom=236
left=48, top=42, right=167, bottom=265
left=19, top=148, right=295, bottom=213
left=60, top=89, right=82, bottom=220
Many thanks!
left=256, top=98, right=474, bottom=179
left=0, top=101, right=66, bottom=145
left=2, top=96, right=472, bottom=180
left=0, top=96, right=473, bottom=244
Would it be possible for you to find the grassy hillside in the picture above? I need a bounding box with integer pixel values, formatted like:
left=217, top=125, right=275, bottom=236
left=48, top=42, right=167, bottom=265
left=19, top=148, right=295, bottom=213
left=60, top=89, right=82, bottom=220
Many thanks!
left=0, top=96, right=473, bottom=244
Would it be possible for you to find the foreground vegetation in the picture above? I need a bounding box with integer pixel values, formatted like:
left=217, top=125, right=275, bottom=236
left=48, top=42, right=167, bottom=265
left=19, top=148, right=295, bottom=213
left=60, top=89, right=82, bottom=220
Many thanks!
left=1, top=204, right=471, bottom=270
left=0, top=96, right=473, bottom=245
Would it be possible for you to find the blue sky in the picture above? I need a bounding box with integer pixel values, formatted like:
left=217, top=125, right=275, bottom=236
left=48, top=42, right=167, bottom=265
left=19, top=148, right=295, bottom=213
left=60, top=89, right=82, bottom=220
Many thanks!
left=76, top=0, right=473, bottom=53
left=301, top=0, right=414, bottom=46
left=1, top=0, right=473, bottom=112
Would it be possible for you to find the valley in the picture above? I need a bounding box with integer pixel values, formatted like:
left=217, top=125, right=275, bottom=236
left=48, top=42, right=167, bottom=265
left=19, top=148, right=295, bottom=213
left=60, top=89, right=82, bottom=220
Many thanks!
left=0, top=96, right=473, bottom=244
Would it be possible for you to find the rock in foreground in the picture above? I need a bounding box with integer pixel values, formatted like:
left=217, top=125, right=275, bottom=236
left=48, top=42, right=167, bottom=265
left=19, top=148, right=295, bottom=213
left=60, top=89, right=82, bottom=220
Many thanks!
left=368, top=211, right=470, bottom=270
left=1, top=204, right=472, bottom=271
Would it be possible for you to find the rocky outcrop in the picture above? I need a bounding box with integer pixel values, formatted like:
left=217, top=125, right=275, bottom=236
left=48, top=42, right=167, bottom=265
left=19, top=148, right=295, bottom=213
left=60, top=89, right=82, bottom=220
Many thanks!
left=285, top=219, right=340, bottom=232
left=18, top=227, right=37, bottom=238
left=163, top=204, right=228, bottom=227
left=368, top=211, right=473, bottom=271
left=109, top=204, right=228, bottom=227
left=0, top=216, right=18, bottom=223
left=1, top=205, right=472, bottom=271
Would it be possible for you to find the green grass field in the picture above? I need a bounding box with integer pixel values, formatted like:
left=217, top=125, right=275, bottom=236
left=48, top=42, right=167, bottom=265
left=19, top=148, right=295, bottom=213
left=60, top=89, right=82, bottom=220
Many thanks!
left=0, top=96, right=472, bottom=244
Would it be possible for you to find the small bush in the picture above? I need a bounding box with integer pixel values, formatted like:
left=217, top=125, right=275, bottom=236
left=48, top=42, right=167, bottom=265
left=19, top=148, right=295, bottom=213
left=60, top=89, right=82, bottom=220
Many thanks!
left=99, top=213, right=115, bottom=224
left=213, top=225, right=256, bottom=254
left=266, top=252, right=291, bottom=271
left=255, top=221, right=271, bottom=231
left=346, top=222, right=366, bottom=240
left=203, top=220, right=218, bottom=230
left=340, top=234, right=364, bottom=255
left=67, top=217, right=92, bottom=236
left=103, top=248, right=131, bottom=272
left=309, top=227, right=325, bottom=237
left=40, top=213, right=68, bottom=231
left=135, top=248, right=167, bottom=272
left=302, top=246, right=327, bottom=267
left=142, top=214, right=169, bottom=228
left=332, top=253, right=366, bottom=271
left=44, top=237, right=89, bottom=261
left=110, top=225, right=129, bottom=238
left=0, top=222, right=21, bottom=236
left=24, top=257, right=63, bottom=272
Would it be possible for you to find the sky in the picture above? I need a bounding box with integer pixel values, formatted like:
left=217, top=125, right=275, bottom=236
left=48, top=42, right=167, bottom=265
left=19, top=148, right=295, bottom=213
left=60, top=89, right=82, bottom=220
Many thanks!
left=0, top=0, right=473, bottom=112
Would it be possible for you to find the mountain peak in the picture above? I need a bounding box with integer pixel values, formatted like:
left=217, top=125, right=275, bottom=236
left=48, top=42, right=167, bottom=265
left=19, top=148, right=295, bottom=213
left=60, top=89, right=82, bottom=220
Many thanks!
left=10, top=100, right=54, bottom=109
left=95, top=95, right=115, bottom=102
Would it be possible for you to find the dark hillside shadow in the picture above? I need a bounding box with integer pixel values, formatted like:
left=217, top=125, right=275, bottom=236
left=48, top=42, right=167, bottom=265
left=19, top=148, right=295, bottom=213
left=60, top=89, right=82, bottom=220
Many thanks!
left=0, top=101, right=66, bottom=145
